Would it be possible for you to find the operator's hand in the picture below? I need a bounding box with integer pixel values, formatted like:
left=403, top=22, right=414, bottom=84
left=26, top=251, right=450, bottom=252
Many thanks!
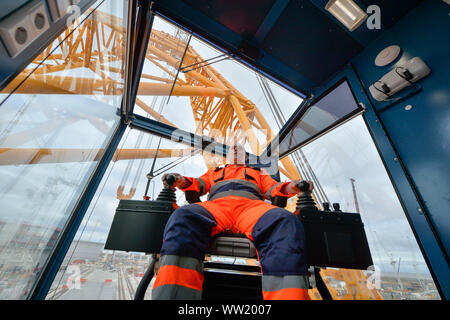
left=285, top=180, right=314, bottom=194
left=161, top=173, right=184, bottom=189
left=162, top=173, right=193, bottom=189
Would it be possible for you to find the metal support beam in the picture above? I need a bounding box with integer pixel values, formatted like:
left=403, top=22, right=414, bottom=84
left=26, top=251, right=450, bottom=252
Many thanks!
left=254, top=0, right=290, bottom=44
left=129, top=113, right=229, bottom=158
left=128, top=0, right=154, bottom=116
left=121, top=0, right=138, bottom=120
left=0, top=147, right=190, bottom=165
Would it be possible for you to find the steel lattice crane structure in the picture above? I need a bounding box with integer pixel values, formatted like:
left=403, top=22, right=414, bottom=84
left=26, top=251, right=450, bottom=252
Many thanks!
left=0, top=10, right=382, bottom=300
left=2, top=10, right=300, bottom=180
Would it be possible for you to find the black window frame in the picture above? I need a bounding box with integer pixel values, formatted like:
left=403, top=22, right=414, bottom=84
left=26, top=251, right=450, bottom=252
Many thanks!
left=271, top=77, right=365, bottom=159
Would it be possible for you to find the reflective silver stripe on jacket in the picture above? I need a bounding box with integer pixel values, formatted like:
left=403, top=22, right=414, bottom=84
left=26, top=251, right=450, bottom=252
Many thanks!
left=265, top=182, right=283, bottom=199
left=152, top=255, right=204, bottom=300
left=209, top=179, right=264, bottom=198
left=196, top=178, right=207, bottom=196
left=159, top=255, right=203, bottom=273
left=152, top=284, right=202, bottom=300
left=209, top=190, right=263, bottom=201
left=262, top=275, right=310, bottom=292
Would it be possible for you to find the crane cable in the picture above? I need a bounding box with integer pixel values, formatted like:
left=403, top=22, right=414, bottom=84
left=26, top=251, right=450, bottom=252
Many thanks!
left=141, top=29, right=203, bottom=187
left=256, top=74, right=330, bottom=206
left=140, top=30, right=194, bottom=196
left=153, top=148, right=202, bottom=177
left=117, top=48, right=179, bottom=200
left=117, top=101, right=156, bottom=199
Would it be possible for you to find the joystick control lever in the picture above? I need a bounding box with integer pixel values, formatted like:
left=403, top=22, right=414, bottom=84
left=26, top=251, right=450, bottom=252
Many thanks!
left=165, top=174, right=177, bottom=188
left=333, top=203, right=342, bottom=212
left=297, top=180, right=311, bottom=194
left=155, top=174, right=177, bottom=203
left=295, top=180, right=317, bottom=212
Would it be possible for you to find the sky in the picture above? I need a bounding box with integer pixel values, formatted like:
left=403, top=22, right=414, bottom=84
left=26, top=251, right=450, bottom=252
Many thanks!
left=0, top=1, right=437, bottom=282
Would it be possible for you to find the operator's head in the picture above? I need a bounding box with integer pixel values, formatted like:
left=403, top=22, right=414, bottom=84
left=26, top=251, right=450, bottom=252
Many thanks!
left=226, top=143, right=247, bottom=165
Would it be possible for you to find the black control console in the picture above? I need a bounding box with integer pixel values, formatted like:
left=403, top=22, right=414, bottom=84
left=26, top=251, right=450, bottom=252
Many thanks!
left=296, top=181, right=373, bottom=270
left=104, top=175, right=177, bottom=254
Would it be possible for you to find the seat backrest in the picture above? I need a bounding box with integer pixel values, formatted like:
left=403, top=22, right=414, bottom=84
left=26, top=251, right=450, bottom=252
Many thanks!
left=208, top=233, right=257, bottom=258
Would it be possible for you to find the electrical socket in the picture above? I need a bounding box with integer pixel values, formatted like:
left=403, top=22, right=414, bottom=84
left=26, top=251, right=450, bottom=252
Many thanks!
left=0, top=0, right=50, bottom=58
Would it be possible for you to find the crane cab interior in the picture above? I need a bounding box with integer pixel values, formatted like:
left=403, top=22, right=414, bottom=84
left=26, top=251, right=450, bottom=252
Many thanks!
left=0, top=0, right=448, bottom=301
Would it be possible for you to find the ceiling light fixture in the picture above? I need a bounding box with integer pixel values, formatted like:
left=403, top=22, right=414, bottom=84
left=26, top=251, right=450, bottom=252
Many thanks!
left=325, top=0, right=368, bottom=32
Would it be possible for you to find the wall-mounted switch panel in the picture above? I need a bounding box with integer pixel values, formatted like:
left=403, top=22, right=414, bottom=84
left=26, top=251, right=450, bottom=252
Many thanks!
left=369, top=57, right=431, bottom=102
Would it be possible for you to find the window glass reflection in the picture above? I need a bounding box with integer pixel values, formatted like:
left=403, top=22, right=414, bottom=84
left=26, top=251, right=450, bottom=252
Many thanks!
left=136, top=16, right=303, bottom=158
left=0, top=0, right=126, bottom=299
left=293, top=116, right=440, bottom=300
left=279, top=80, right=362, bottom=156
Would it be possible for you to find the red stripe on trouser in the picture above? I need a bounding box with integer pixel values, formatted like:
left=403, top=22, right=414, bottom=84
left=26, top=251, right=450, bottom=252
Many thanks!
left=153, top=265, right=204, bottom=291
left=262, top=288, right=310, bottom=300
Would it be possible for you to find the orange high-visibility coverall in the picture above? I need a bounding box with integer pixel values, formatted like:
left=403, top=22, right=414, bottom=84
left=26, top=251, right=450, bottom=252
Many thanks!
left=152, top=164, right=310, bottom=300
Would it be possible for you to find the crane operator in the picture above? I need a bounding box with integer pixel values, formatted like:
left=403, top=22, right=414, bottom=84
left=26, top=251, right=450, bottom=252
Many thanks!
left=152, top=143, right=313, bottom=300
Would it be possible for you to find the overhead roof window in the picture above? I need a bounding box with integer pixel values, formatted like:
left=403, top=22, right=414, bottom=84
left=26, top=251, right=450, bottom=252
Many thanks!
left=275, top=78, right=364, bottom=158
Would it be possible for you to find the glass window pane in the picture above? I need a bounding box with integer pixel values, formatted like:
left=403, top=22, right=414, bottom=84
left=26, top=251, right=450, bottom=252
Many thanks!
left=0, top=0, right=127, bottom=299
left=278, top=80, right=363, bottom=157
left=291, top=116, right=440, bottom=300
left=46, top=130, right=209, bottom=300
left=135, top=16, right=303, bottom=157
